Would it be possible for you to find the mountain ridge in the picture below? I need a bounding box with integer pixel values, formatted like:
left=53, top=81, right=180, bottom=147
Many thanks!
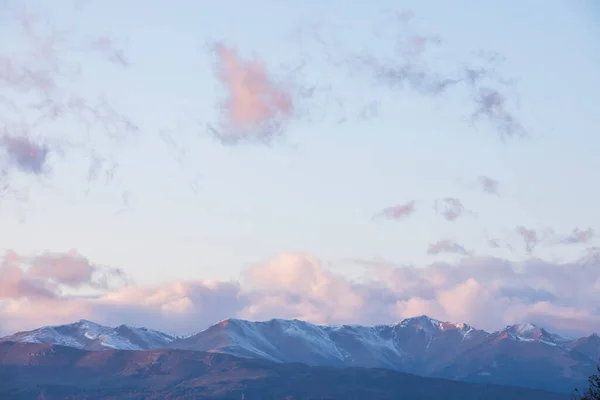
left=2, top=314, right=598, bottom=393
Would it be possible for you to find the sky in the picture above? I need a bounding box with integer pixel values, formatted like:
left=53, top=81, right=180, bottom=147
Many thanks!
left=1, top=0, right=599, bottom=337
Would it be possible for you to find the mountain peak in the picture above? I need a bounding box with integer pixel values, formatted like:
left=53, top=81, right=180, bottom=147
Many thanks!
left=398, top=315, right=473, bottom=332
left=505, top=322, right=539, bottom=334
left=1, top=319, right=175, bottom=350
left=501, top=323, right=569, bottom=344
left=75, top=319, right=103, bottom=328
left=399, top=315, right=440, bottom=326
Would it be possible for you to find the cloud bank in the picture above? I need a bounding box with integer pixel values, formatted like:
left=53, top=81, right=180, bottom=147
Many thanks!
left=2, top=249, right=600, bottom=338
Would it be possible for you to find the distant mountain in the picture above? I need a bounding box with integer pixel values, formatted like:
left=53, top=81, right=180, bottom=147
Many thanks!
left=1, top=319, right=176, bottom=350
left=169, top=316, right=597, bottom=393
left=3, top=315, right=599, bottom=393
left=171, top=316, right=489, bottom=371
left=0, top=341, right=570, bottom=400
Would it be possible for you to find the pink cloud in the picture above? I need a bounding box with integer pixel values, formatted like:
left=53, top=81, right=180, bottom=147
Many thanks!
left=3, top=250, right=600, bottom=338
left=210, top=43, right=295, bottom=145
left=375, top=200, right=416, bottom=221
left=0, top=249, right=126, bottom=302
left=27, top=249, right=127, bottom=289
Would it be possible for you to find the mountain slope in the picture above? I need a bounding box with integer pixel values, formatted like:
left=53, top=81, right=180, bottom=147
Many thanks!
left=0, top=341, right=570, bottom=400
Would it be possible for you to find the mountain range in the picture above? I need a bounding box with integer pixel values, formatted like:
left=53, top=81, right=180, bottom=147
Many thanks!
left=0, top=341, right=570, bottom=400
left=2, top=315, right=599, bottom=394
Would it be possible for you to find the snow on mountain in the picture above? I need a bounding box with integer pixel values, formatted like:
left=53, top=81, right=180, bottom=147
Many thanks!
left=0, top=320, right=176, bottom=350
left=169, top=315, right=491, bottom=371
left=165, top=315, right=600, bottom=392
left=172, top=318, right=353, bottom=365
left=2, top=315, right=599, bottom=393
left=499, top=323, right=570, bottom=346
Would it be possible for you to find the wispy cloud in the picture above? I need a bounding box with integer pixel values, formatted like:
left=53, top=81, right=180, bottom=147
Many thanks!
left=427, top=239, right=470, bottom=256
left=347, top=11, right=525, bottom=139
left=0, top=5, right=137, bottom=197
left=513, top=226, right=593, bottom=252
left=375, top=200, right=416, bottom=221
left=470, top=87, right=525, bottom=139
left=435, top=197, right=473, bottom=221
left=516, top=226, right=539, bottom=253
left=558, top=228, right=595, bottom=245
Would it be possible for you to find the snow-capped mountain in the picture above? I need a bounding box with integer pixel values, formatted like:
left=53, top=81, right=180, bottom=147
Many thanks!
left=171, top=315, right=489, bottom=371
left=164, top=315, right=599, bottom=392
left=1, top=319, right=176, bottom=350
left=2, top=315, right=599, bottom=392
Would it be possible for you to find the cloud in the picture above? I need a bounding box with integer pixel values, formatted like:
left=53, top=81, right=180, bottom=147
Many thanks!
left=3, top=249, right=600, bottom=338
left=435, top=197, right=472, bottom=221
left=514, top=226, right=557, bottom=253
left=0, top=134, right=50, bottom=175
left=374, top=200, right=416, bottom=221
left=559, top=228, right=595, bottom=245
left=26, top=250, right=128, bottom=290
left=477, top=175, right=500, bottom=195
left=515, top=226, right=539, bottom=253
left=0, top=249, right=127, bottom=302
left=512, top=227, right=594, bottom=253
left=0, top=6, right=137, bottom=199
left=348, top=12, right=525, bottom=139
left=0, top=250, right=58, bottom=300
left=470, top=87, right=525, bottom=139
left=427, top=240, right=470, bottom=256
left=209, top=43, right=302, bottom=146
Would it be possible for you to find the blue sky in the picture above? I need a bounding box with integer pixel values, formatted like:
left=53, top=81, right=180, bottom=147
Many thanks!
left=2, top=0, right=599, bottom=284
left=1, top=0, right=600, bottom=334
